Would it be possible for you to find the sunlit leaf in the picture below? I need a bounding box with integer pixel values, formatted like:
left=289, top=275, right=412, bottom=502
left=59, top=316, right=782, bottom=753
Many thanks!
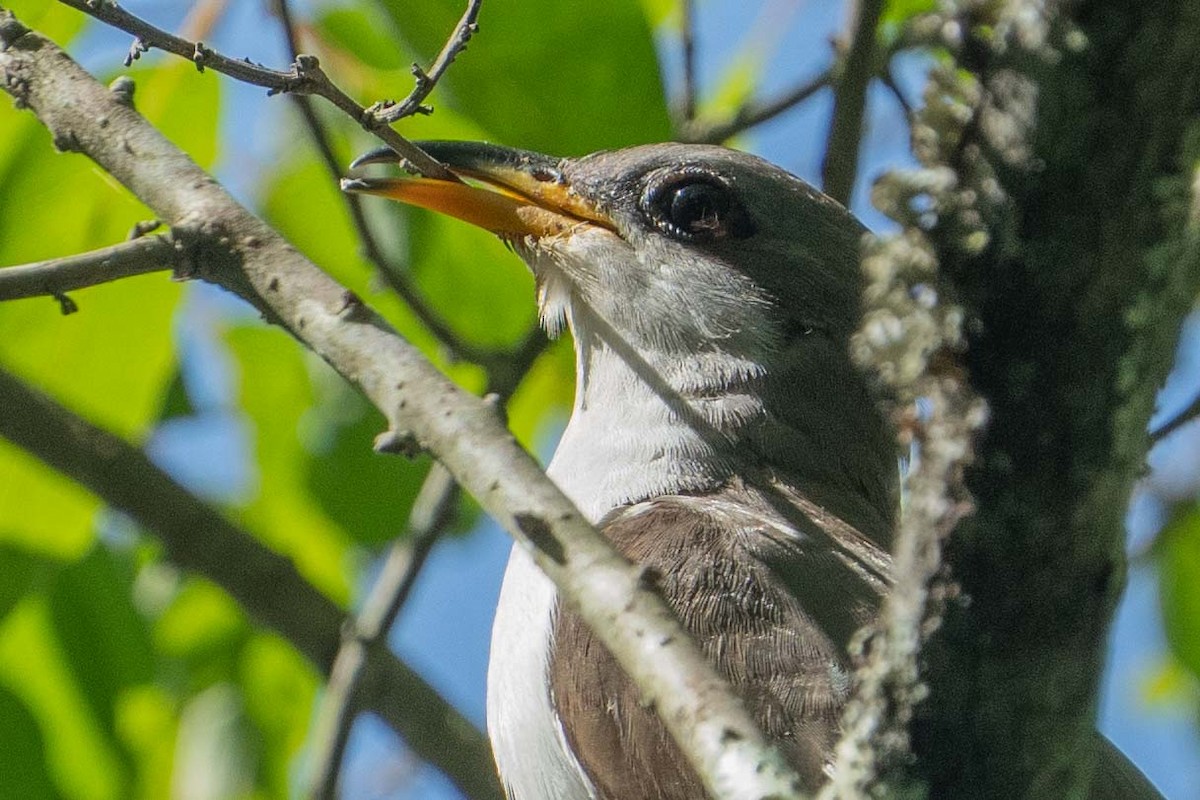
left=0, top=598, right=125, bottom=800
left=114, top=685, right=177, bottom=800
left=238, top=634, right=319, bottom=795
left=1158, top=504, right=1200, bottom=681
left=224, top=326, right=354, bottom=602
left=318, top=6, right=407, bottom=70
left=306, top=374, right=433, bottom=546
left=879, top=0, right=937, bottom=47
left=0, top=686, right=61, bottom=800
left=375, top=0, right=671, bottom=153
left=3, top=0, right=85, bottom=48
left=49, top=548, right=155, bottom=742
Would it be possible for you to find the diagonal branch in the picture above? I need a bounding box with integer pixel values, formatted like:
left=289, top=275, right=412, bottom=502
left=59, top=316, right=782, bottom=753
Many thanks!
left=678, top=0, right=698, bottom=123
left=0, top=11, right=806, bottom=799
left=679, top=69, right=831, bottom=144
left=0, top=365, right=503, bottom=800
left=820, top=0, right=885, bottom=205
left=0, top=233, right=177, bottom=303
left=54, top=0, right=455, bottom=180
left=307, top=463, right=460, bottom=800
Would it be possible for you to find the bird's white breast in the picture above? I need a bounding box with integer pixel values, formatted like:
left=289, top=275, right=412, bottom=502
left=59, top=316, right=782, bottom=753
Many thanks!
left=487, top=543, right=595, bottom=800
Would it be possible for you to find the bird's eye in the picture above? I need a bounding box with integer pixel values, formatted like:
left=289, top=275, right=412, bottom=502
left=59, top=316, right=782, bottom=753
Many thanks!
left=641, top=174, right=754, bottom=241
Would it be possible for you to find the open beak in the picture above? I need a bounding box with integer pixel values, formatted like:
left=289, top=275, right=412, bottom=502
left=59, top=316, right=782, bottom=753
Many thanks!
left=340, top=141, right=610, bottom=238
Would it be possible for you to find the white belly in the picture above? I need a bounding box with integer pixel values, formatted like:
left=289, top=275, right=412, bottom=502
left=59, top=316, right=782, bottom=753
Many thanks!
left=487, top=544, right=595, bottom=800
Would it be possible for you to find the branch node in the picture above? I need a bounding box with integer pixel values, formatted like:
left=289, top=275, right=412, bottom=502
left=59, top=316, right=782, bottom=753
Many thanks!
left=336, top=288, right=367, bottom=320
left=124, top=36, right=148, bottom=67
left=0, top=11, right=31, bottom=51
left=51, top=128, right=81, bottom=154
left=373, top=429, right=423, bottom=458
left=127, top=220, right=162, bottom=240
left=192, top=41, right=209, bottom=72
left=481, top=391, right=508, bottom=426
left=53, top=292, right=79, bottom=315
left=108, top=75, right=136, bottom=107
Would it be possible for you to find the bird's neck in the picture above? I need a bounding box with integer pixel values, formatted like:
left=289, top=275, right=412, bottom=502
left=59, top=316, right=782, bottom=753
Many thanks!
left=547, top=305, right=895, bottom=543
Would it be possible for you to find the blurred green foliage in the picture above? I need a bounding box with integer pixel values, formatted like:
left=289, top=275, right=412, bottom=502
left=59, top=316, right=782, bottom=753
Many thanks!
left=0, top=0, right=667, bottom=796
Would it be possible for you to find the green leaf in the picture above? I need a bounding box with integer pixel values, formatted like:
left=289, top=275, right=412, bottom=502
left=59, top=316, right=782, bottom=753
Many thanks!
left=238, top=634, right=319, bottom=796
left=375, top=0, right=671, bottom=153
left=0, top=120, right=181, bottom=558
left=880, top=0, right=937, bottom=44
left=0, top=598, right=126, bottom=800
left=0, top=686, right=62, bottom=800
left=49, top=548, right=156, bottom=741
left=306, top=375, right=434, bottom=545
left=406, top=210, right=538, bottom=350
left=1158, top=504, right=1200, bottom=680
left=154, top=579, right=246, bottom=668
left=224, top=326, right=354, bottom=602
left=0, top=542, right=61, bottom=622
left=318, top=6, right=407, bottom=70
left=4, top=0, right=86, bottom=48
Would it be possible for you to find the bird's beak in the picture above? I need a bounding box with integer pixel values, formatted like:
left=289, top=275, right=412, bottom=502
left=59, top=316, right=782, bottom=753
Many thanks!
left=340, top=141, right=611, bottom=238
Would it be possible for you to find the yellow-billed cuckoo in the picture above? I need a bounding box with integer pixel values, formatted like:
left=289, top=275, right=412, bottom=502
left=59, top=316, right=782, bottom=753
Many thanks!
left=342, top=143, right=1160, bottom=800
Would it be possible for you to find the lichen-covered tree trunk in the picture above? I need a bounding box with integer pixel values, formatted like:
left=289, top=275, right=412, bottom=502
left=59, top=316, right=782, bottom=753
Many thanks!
left=909, top=1, right=1200, bottom=797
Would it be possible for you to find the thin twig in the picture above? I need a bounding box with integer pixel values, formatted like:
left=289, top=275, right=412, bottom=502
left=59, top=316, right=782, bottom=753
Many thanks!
left=679, top=69, right=831, bottom=144
left=55, top=0, right=456, bottom=180
left=373, top=0, right=482, bottom=123
left=679, top=0, right=698, bottom=122
left=308, top=464, right=461, bottom=800
left=1150, top=391, right=1200, bottom=444
left=267, top=0, right=497, bottom=366
left=0, top=234, right=178, bottom=303
left=880, top=67, right=914, bottom=122
left=821, top=0, right=886, bottom=205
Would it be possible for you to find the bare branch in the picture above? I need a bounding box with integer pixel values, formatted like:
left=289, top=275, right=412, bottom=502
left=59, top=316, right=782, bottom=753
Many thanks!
left=679, top=0, right=698, bottom=122
left=679, top=69, right=830, bottom=144
left=0, top=234, right=177, bottom=303
left=308, top=464, right=459, bottom=800
left=1150, top=390, right=1200, bottom=444
left=54, top=0, right=456, bottom=180
left=266, top=0, right=500, bottom=366
left=373, top=0, right=482, bottom=123
left=0, top=12, right=807, bottom=798
left=821, top=0, right=886, bottom=205
left=0, top=365, right=503, bottom=800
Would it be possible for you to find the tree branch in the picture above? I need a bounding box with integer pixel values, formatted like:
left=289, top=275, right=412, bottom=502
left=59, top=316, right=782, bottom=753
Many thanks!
left=821, top=0, right=885, bottom=205
left=0, top=11, right=806, bottom=798
left=0, top=233, right=176, bottom=303
left=266, top=0, right=503, bottom=367
left=0, top=365, right=503, bottom=800
left=372, top=0, right=482, bottom=123
left=54, top=0, right=456, bottom=180
left=1149, top=389, right=1200, bottom=444
left=307, top=464, right=459, bottom=800
left=679, top=69, right=830, bottom=144
left=678, top=0, right=698, bottom=123
left=851, top=1, right=1200, bottom=796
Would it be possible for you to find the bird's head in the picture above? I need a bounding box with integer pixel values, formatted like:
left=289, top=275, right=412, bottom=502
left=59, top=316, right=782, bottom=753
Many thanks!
left=342, top=142, right=867, bottom=361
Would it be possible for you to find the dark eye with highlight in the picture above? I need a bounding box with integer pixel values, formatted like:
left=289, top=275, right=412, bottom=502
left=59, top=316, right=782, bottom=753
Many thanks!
left=641, top=174, right=755, bottom=241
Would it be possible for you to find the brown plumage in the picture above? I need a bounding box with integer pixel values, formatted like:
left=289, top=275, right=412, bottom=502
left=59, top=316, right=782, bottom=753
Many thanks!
left=550, top=485, right=884, bottom=797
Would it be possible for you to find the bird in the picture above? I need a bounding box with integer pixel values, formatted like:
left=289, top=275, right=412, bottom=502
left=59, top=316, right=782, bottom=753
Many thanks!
left=341, top=142, right=1161, bottom=800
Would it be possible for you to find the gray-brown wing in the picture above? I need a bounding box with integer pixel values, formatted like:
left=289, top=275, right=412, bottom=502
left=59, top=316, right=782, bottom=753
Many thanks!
left=548, top=491, right=883, bottom=799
